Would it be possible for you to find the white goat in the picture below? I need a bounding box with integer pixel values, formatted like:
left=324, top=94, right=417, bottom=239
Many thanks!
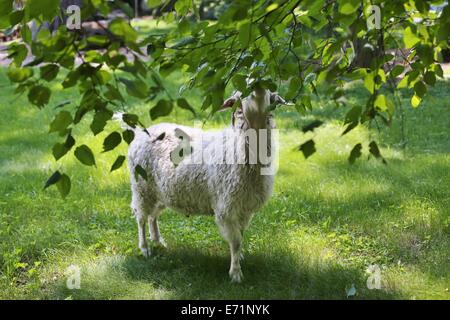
left=117, top=89, right=286, bottom=282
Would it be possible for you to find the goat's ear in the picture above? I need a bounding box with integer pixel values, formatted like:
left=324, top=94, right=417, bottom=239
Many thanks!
left=220, top=92, right=241, bottom=111
left=220, top=97, right=237, bottom=110
left=270, top=92, right=287, bottom=106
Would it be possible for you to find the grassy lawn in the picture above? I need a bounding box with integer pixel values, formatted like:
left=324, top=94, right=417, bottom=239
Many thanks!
left=0, top=64, right=449, bottom=299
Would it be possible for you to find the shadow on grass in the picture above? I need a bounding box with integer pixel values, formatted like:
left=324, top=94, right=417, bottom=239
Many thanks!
left=274, top=156, right=450, bottom=279
left=49, top=245, right=403, bottom=300
left=120, top=248, right=403, bottom=299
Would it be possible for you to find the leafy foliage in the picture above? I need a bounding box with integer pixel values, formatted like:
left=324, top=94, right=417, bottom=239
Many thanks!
left=110, top=155, right=126, bottom=172
left=134, top=164, right=148, bottom=181
left=2, top=0, right=449, bottom=195
left=102, top=132, right=122, bottom=152
left=43, top=170, right=71, bottom=198
left=74, top=145, right=96, bottom=166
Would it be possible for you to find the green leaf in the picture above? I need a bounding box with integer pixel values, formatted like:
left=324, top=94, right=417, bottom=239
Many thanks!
left=90, top=109, right=113, bottom=136
left=433, top=64, right=444, bottom=78
left=414, top=81, right=427, bottom=98
left=299, top=139, right=316, bottom=159
left=28, top=85, right=51, bottom=108
left=423, top=71, right=436, bottom=86
left=147, top=0, right=162, bottom=8
left=115, top=1, right=134, bottom=18
left=177, top=98, right=196, bottom=116
left=134, top=164, right=148, bottom=181
left=27, top=0, right=59, bottom=21
left=150, top=99, right=173, bottom=120
left=122, top=113, right=139, bottom=128
left=416, top=44, right=434, bottom=67
left=111, top=155, right=126, bottom=172
left=74, top=145, right=96, bottom=166
left=374, top=94, right=387, bottom=111
left=0, top=0, right=13, bottom=17
left=411, top=94, right=422, bottom=108
left=301, top=95, right=312, bottom=110
left=52, top=134, right=75, bottom=161
left=52, top=143, right=68, bottom=161
left=403, top=27, right=420, bottom=48
left=49, top=111, right=72, bottom=135
left=103, top=132, right=122, bottom=152
left=390, top=65, right=404, bottom=78
left=437, top=22, right=450, bottom=42
left=52, top=143, right=67, bottom=161
left=122, top=129, right=135, bottom=144
left=119, top=77, right=148, bottom=99
left=56, top=174, right=71, bottom=198
left=7, top=43, right=27, bottom=66
left=109, top=18, right=138, bottom=43
left=21, top=24, right=32, bottom=44
left=9, top=9, right=24, bottom=25
left=364, top=72, right=375, bottom=94
left=105, top=84, right=124, bottom=102
left=201, top=95, right=212, bottom=110
left=62, top=70, right=80, bottom=88
left=44, top=171, right=61, bottom=189
left=7, top=67, right=33, bottom=83
left=286, top=77, right=302, bottom=100
left=348, top=143, right=362, bottom=164
left=175, top=0, right=190, bottom=15
left=40, top=64, right=59, bottom=82
left=232, top=74, right=248, bottom=92
left=344, top=106, right=362, bottom=124
left=239, top=22, right=251, bottom=48
left=339, top=0, right=360, bottom=15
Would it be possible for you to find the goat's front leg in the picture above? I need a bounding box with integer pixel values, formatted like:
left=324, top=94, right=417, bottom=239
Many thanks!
left=229, top=234, right=244, bottom=283
left=216, top=216, right=244, bottom=283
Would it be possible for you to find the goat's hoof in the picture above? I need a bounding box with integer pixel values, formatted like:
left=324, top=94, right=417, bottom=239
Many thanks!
left=229, top=269, right=243, bottom=283
left=140, top=247, right=151, bottom=258
left=157, top=238, right=168, bottom=248
left=151, top=238, right=167, bottom=249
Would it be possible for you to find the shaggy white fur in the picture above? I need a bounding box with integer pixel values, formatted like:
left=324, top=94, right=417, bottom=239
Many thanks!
left=118, top=89, right=285, bottom=282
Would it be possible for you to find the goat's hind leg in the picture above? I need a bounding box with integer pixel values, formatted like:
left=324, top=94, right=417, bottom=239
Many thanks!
left=148, top=203, right=167, bottom=248
left=132, top=190, right=158, bottom=258
left=134, top=207, right=151, bottom=258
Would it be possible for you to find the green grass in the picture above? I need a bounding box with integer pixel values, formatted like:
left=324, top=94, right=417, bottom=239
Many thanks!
left=0, top=66, right=449, bottom=299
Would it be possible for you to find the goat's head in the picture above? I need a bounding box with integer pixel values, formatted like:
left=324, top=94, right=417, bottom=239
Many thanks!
left=221, top=89, right=287, bottom=130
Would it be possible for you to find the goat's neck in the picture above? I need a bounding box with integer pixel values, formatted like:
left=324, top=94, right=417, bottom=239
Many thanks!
left=233, top=118, right=276, bottom=168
